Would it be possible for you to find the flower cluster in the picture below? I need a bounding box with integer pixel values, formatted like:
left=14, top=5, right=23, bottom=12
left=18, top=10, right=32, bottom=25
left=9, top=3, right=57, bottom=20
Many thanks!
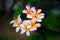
left=10, top=5, right=45, bottom=36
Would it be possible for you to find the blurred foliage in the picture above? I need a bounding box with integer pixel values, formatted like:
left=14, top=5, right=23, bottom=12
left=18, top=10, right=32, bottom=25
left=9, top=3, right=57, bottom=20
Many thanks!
left=42, top=29, right=60, bottom=40
left=14, top=6, right=24, bottom=19
left=27, top=32, right=46, bottom=40
left=27, top=34, right=37, bottom=40
left=27, top=30, right=60, bottom=40
left=42, top=14, right=59, bottom=31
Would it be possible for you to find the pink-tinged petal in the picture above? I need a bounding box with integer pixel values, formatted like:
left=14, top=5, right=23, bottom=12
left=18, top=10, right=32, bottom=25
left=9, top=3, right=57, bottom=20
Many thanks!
left=30, top=28, right=34, bottom=31
left=16, top=27, right=20, bottom=32
left=33, top=28, right=37, bottom=30
left=26, top=31, right=30, bottom=36
left=36, top=23, right=41, bottom=27
left=22, top=10, right=28, bottom=13
left=31, top=18, right=36, bottom=23
left=31, top=7, right=36, bottom=12
left=32, top=28, right=36, bottom=30
left=20, top=24, right=24, bottom=28
left=23, top=20, right=28, bottom=25
left=26, top=5, right=30, bottom=9
left=23, top=20, right=31, bottom=24
left=37, top=9, right=42, bottom=13
left=27, top=14, right=32, bottom=18
left=23, top=20, right=31, bottom=25
left=20, top=30, right=25, bottom=34
left=10, top=20, right=15, bottom=24
left=26, top=20, right=31, bottom=22
left=25, top=20, right=31, bottom=24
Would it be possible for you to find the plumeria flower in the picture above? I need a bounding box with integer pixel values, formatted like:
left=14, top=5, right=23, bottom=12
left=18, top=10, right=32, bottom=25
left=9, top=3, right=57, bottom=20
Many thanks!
left=22, top=5, right=31, bottom=14
left=20, top=20, right=33, bottom=36
left=27, top=8, right=45, bottom=22
left=10, top=15, right=22, bottom=32
left=22, top=5, right=35, bottom=16
left=27, top=19, right=41, bottom=30
left=10, top=5, right=45, bottom=36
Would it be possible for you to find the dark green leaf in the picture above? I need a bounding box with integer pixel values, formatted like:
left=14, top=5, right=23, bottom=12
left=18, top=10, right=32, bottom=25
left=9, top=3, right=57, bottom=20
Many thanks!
left=42, top=14, right=59, bottom=31
left=27, top=33, right=46, bottom=40
left=27, top=34, right=37, bottom=40
left=42, top=29, right=60, bottom=40
left=14, top=6, right=24, bottom=19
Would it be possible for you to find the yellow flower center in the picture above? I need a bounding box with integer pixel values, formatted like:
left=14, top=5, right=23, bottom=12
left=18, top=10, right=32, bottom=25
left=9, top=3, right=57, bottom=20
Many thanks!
left=27, top=9, right=31, bottom=14
left=15, top=18, right=18, bottom=23
left=29, top=21, right=35, bottom=27
left=32, top=11, right=40, bottom=20
left=24, top=25, right=29, bottom=32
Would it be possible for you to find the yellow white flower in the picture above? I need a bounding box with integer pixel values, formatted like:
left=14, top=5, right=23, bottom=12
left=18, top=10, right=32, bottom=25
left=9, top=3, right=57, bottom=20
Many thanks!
left=20, top=20, right=32, bottom=36
left=27, top=19, right=41, bottom=30
left=10, top=5, right=45, bottom=36
left=10, top=15, right=22, bottom=32
left=27, top=8, right=45, bottom=22
left=22, top=5, right=36, bottom=17
left=20, top=19, right=41, bottom=36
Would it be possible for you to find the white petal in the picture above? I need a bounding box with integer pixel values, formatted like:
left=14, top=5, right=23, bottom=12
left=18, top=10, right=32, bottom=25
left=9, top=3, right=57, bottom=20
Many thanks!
left=23, top=20, right=28, bottom=23
left=26, top=5, right=30, bottom=9
left=30, top=28, right=34, bottom=31
left=10, top=20, right=15, bottom=24
left=33, top=28, right=37, bottom=30
left=27, top=14, right=32, bottom=18
left=37, top=19, right=42, bottom=22
left=20, top=30, right=25, bottom=34
left=27, top=25, right=31, bottom=28
left=37, top=9, right=42, bottom=13
left=12, top=23, right=17, bottom=27
left=26, top=31, right=30, bottom=36
left=40, top=13, right=45, bottom=16
left=22, top=10, right=28, bottom=13
left=18, top=15, right=20, bottom=18
left=23, top=20, right=30, bottom=25
left=20, top=24, right=24, bottom=28
left=34, top=28, right=37, bottom=30
left=39, top=16, right=44, bottom=19
left=36, top=23, right=41, bottom=27
left=16, top=27, right=20, bottom=32
left=31, top=7, right=36, bottom=12
left=18, top=15, right=22, bottom=22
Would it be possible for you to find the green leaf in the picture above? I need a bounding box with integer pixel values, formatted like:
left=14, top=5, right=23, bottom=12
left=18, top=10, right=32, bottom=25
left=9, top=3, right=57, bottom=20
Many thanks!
left=27, top=33, right=46, bottom=40
left=42, top=29, right=60, bottom=40
left=27, top=34, right=37, bottom=40
left=42, top=14, right=59, bottom=31
left=39, top=34, right=46, bottom=40
left=14, top=6, right=24, bottom=19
